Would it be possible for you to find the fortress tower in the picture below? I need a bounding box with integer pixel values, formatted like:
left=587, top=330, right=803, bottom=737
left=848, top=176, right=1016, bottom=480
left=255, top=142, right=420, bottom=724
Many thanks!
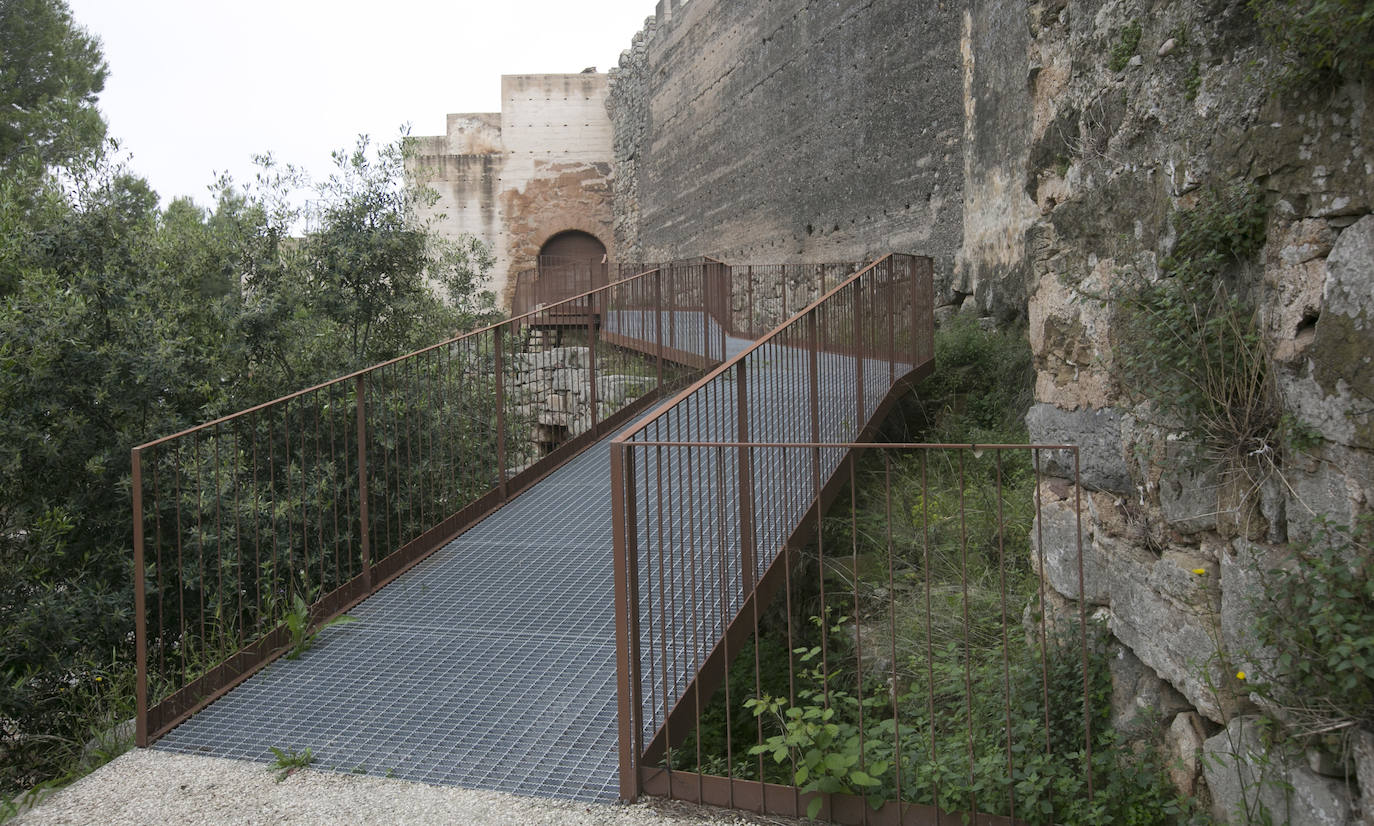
left=408, top=73, right=616, bottom=309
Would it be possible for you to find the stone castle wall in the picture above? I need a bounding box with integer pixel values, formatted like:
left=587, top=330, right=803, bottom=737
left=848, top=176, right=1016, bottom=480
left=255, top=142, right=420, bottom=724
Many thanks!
left=606, top=0, right=965, bottom=295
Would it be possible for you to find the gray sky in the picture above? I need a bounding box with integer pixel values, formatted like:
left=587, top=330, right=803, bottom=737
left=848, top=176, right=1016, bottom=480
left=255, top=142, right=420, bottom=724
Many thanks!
left=64, top=0, right=654, bottom=207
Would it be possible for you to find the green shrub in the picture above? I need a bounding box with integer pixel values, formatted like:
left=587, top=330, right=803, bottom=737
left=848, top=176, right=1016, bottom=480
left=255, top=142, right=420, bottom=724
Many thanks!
left=895, top=314, right=1033, bottom=445
left=1252, top=515, right=1374, bottom=731
left=745, top=623, right=1200, bottom=824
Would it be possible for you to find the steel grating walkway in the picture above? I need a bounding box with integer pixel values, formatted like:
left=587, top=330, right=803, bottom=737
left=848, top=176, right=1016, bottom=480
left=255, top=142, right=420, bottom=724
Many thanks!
left=153, top=332, right=756, bottom=801
left=153, top=312, right=908, bottom=802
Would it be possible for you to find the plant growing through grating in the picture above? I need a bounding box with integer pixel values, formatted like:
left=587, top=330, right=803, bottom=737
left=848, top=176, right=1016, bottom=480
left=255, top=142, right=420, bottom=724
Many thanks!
left=268, top=746, right=314, bottom=782
left=283, top=594, right=357, bottom=660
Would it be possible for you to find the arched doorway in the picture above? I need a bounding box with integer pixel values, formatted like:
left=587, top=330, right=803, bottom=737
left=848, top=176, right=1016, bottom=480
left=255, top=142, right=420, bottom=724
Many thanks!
left=534, top=230, right=608, bottom=308
left=539, top=230, right=606, bottom=265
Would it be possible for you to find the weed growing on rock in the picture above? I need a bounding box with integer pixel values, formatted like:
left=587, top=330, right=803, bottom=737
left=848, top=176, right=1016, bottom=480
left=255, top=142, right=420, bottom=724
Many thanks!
left=1251, top=515, right=1374, bottom=735
left=1114, top=182, right=1279, bottom=476
left=1185, top=61, right=1203, bottom=101
left=1109, top=22, right=1144, bottom=72
left=1248, top=0, right=1374, bottom=86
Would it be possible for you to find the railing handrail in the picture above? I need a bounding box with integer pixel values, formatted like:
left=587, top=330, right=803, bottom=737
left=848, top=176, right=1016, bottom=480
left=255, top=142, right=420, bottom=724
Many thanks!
left=133, top=264, right=672, bottom=452
left=611, top=254, right=892, bottom=445
left=616, top=440, right=1083, bottom=449
left=133, top=257, right=741, bottom=745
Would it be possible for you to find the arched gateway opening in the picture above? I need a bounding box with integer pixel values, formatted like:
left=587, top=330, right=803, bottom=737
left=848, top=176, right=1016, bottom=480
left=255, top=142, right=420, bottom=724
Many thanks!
left=539, top=229, right=606, bottom=264
left=529, top=229, right=609, bottom=312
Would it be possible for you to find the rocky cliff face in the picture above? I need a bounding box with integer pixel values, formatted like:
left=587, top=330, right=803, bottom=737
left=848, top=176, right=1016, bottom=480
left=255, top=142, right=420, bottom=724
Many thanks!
left=959, top=0, right=1373, bottom=819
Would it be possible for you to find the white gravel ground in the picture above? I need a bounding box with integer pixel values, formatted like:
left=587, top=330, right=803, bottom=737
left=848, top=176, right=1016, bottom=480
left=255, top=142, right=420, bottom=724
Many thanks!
left=15, top=750, right=803, bottom=825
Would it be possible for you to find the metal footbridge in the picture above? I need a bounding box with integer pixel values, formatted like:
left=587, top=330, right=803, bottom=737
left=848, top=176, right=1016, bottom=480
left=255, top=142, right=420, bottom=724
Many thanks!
left=134, top=256, right=982, bottom=823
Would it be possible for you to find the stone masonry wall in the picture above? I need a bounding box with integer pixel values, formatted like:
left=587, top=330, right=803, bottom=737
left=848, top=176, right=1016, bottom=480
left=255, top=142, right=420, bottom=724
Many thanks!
left=961, top=0, right=1374, bottom=820
left=607, top=0, right=964, bottom=296
left=507, top=346, right=655, bottom=465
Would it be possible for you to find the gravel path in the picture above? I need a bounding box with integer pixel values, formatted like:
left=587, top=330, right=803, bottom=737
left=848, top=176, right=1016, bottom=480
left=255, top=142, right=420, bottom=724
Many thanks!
left=16, top=750, right=801, bottom=825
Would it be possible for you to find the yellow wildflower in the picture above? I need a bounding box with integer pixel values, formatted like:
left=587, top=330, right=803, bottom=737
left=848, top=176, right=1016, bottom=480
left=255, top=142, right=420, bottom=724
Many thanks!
left=1236, top=671, right=1247, bottom=681
left=1192, top=568, right=1206, bottom=575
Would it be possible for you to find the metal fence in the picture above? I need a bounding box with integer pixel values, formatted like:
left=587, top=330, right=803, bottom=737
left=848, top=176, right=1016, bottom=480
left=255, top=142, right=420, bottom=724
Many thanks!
left=131, top=262, right=718, bottom=745
left=130, top=256, right=881, bottom=748
left=513, top=258, right=871, bottom=342
left=611, top=256, right=1095, bottom=823
left=511, top=258, right=642, bottom=318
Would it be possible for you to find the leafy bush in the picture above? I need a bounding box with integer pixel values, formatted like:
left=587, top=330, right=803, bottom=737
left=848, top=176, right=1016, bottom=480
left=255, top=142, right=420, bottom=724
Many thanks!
left=0, top=138, right=493, bottom=801
left=745, top=623, right=1199, bottom=824
left=1252, top=516, right=1374, bottom=732
left=674, top=318, right=1201, bottom=823
left=892, top=313, right=1034, bottom=445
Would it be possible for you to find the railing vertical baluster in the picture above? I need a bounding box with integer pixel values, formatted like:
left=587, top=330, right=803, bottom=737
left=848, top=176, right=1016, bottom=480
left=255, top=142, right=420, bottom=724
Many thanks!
left=735, top=363, right=755, bottom=595
left=747, top=264, right=754, bottom=338
left=854, top=277, right=866, bottom=430
left=355, top=375, right=372, bottom=592
left=495, top=330, right=507, bottom=500
left=808, top=311, right=821, bottom=444
left=612, top=442, right=641, bottom=802
left=668, top=265, right=677, bottom=353
left=718, top=263, right=726, bottom=360
left=589, top=308, right=600, bottom=436
left=887, top=261, right=897, bottom=383
left=132, top=447, right=148, bottom=748
left=1076, top=447, right=1094, bottom=803
left=654, top=269, right=664, bottom=387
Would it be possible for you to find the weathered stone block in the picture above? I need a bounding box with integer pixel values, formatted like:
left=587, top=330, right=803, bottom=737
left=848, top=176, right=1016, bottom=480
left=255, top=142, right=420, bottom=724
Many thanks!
left=1109, top=644, right=1191, bottom=737
left=1353, top=728, right=1374, bottom=826
left=1158, top=441, right=1220, bottom=535
left=1279, top=215, right=1374, bottom=452
left=1031, top=482, right=1110, bottom=604
left=1108, top=548, right=1226, bottom=722
left=1262, top=218, right=1335, bottom=363
left=545, top=347, right=590, bottom=369
left=1203, top=716, right=1355, bottom=826
left=1025, top=403, right=1131, bottom=492
left=1220, top=539, right=1282, bottom=701
left=597, top=374, right=654, bottom=406
left=538, top=410, right=570, bottom=427
left=1285, top=442, right=1374, bottom=544
left=552, top=368, right=590, bottom=392
left=1165, top=711, right=1206, bottom=797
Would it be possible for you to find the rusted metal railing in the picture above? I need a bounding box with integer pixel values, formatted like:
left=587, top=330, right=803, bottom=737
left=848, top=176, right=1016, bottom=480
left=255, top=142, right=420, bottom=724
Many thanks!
left=511, top=258, right=637, bottom=318
left=611, top=255, right=1094, bottom=823
left=131, top=255, right=880, bottom=749
left=513, top=259, right=869, bottom=340
left=131, top=262, right=720, bottom=746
